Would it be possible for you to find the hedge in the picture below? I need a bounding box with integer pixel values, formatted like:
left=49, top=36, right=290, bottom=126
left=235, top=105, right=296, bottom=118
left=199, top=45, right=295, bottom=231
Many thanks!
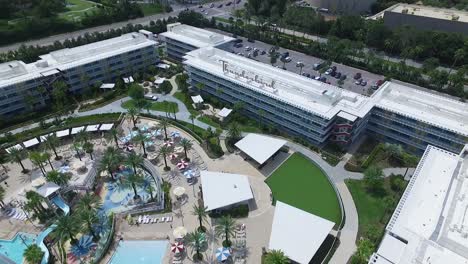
left=361, top=143, right=386, bottom=169
left=209, top=204, right=249, bottom=218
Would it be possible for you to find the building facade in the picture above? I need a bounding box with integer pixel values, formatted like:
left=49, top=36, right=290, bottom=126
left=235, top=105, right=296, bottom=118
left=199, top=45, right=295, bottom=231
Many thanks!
left=0, top=31, right=159, bottom=118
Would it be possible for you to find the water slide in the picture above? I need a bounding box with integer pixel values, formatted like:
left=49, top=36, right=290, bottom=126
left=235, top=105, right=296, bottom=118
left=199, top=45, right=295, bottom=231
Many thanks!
left=37, top=195, right=70, bottom=264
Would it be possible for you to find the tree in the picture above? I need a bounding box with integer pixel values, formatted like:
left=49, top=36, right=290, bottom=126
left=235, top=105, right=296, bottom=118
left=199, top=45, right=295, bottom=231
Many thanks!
left=128, top=83, right=145, bottom=101
left=51, top=81, right=69, bottom=113
left=46, top=170, right=71, bottom=187
left=78, top=209, right=100, bottom=241
left=227, top=122, right=241, bottom=141
left=189, top=114, right=197, bottom=130
left=159, top=80, right=173, bottom=94
left=122, top=172, right=145, bottom=199
left=72, top=141, right=82, bottom=161
left=24, top=244, right=44, bottom=264
left=83, top=141, right=94, bottom=160
left=126, top=152, right=144, bottom=175
left=108, top=127, right=120, bottom=146
left=132, top=132, right=148, bottom=158
left=43, top=134, right=61, bottom=160
left=29, top=151, right=47, bottom=177
left=448, top=48, right=466, bottom=75
left=127, top=106, right=140, bottom=129
left=160, top=118, right=169, bottom=140
left=159, top=145, right=171, bottom=171
left=180, top=138, right=193, bottom=161
left=264, top=249, right=289, bottom=264
left=52, top=215, right=80, bottom=245
left=215, top=215, right=236, bottom=247
left=7, top=147, right=28, bottom=173
left=175, top=73, right=189, bottom=92
left=99, top=147, right=124, bottom=181
left=76, top=130, right=89, bottom=145
left=76, top=193, right=102, bottom=212
left=363, top=166, right=384, bottom=193
left=351, top=238, right=375, bottom=264
left=186, top=230, right=206, bottom=261
left=192, top=205, right=208, bottom=232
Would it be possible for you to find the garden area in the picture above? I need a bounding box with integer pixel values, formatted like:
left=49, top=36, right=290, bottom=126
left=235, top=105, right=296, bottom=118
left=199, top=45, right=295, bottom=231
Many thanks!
left=59, top=0, right=99, bottom=21
left=265, top=153, right=342, bottom=225
left=122, top=99, right=179, bottom=113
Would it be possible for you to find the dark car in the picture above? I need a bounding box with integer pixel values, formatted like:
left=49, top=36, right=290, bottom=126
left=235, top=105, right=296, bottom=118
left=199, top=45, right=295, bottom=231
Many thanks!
left=260, top=50, right=266, bottom=55
left=198, top=5, right=203, bottom=8
left=233, top=38, right=243, bottom=43
left=330, top=71, right=336, bottom=77
left=234, top=43, right=243, bottom=48
left=218, top=4, right=223, bottom=7
left=335, top=72, right=341, bottom=79
left=226, top=2, right=232, bottom=6
left=354, top=72, right=362, bottom=80
left=319, top=76, right=327, bottom=82
left=282, top=51, right=290, bottom=57
left=313, top=62, right=323, bottom=70
left=236, top=0, right=241, bottom=3
left=210, top=3, right=215, bottom=7
left=247, top=38, right=255, bottom=43
left=376, top=79, right=384, bottom=86
left=340, top=74, right=347, bottom=81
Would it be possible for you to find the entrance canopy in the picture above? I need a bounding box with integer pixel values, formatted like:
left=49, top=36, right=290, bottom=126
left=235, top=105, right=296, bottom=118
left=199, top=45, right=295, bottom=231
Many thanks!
left=191, top=95, right=204, bottom=104
left=35, top=182, right=61, bottom=198
left=269, top=201, right=334, bottom=264
left=23, top=138, right=39, bottom=148
left=235, top=134, right=286, bottom=165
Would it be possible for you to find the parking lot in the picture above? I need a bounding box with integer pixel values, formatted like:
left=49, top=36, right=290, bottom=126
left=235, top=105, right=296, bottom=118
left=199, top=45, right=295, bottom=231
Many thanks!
left=215, top=32, right=384, bottom=96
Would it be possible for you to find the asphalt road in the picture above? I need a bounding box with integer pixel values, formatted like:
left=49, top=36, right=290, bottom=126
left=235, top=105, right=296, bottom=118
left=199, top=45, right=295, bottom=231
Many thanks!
left=216, top=33, right=384, bottom=96
left=0, top=0, right=244, bottom=53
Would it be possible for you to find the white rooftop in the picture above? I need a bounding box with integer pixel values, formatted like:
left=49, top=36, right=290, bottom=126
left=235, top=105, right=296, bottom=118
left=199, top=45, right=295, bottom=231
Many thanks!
left=235, top=134, right=286, bottom=164
left=184, top=46, right=468, bottom=136
left=22, top=138, right=39, bottom=148
left=160, top=23, right=234, bottom=48
left=35, top=182, right=60, bottom=198
left=386, top=3, right=468, bottom=22
left=56, top=129, right=70, bottom=138
left=191, top=95, right=204, bottom=104
left=0, top=33, right=157, bottom=89
left=99, top=123, right=114, bottom=131
left=86, top=124, right=99, bottom=132
left=218, top=107, right=232, bottom=118
left=269, top=201, right=334, bottom=264
left=371, top=144, right=468, bottom=264
left=100, top=83, right=115, bottom=89
left=71, top=126, right=85, bottom=135
left=200, top=171, right=254, bottom=211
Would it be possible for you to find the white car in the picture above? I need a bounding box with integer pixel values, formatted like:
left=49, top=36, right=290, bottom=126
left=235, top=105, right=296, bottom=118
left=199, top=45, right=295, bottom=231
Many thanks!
left=144, top=94, right=159, bottom=101
left=245, top=46, right=252, bottom=51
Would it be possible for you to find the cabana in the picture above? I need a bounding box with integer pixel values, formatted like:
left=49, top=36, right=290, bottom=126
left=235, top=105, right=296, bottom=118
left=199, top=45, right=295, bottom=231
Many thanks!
left=35, top=182, right=61, bottom=198
left=217, top=107, right=232, bottom=122
left=40, top=133, right=55, bottom=142
left=22, top=138, right=40, bottom=148
left=71, top=126, right=85, bottom=135
left=156, top=63, right=170, bottom=69
left=200, top=171, right=254, bottom=211
left=100, top=83, right=115, bottom=89
left=123, top=76, right=134, bottom=84
left=5, top=144, right=23, bottom=153
left=99, top=123, right=114, bottom=131
left=235, top=134, right=286, bottom=166
left=85, top=124, right=99, bottom=132
left=268, top=201, right=335, bottom=264
left=56, top=129, right=70, bottom=138
left=154, top=77, right=166, bottom=86
left=191, top=95, right=204, bottom=104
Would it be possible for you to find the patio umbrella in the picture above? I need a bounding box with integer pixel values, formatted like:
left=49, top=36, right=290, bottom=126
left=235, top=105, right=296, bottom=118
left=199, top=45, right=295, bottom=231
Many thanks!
left=58, top=165, right=70, bottom=173
left=169, top=153, right=178, bottom=160
left=163, top=140, right=174, bottom=147
left=171, top=242, right=184, bottom=254
left=174, top=146, right=184, bottom=153
left=170, top=131, right=181, bottom=138
left=216, top=247, right=231, bottom=262
left=183, top=170, right=195, bottom=179
left=173, top=226, right=187, bottom=239
left=173, top=186, right=186, bottom=197
left=70, top=235, right=96, bottom=258
left=177, top=160, right=189, bottom=170
left=152, top=129, right=162, bottom=137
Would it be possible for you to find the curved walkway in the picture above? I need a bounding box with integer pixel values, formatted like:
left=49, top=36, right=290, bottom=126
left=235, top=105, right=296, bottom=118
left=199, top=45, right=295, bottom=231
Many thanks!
left=2, top=91, right=361, bottom=263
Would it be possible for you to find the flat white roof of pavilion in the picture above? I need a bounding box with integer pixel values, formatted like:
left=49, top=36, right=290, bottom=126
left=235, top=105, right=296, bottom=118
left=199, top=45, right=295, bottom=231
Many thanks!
left=269, top=201, right=334, bottom=264
left=160, top=23, right=234, bottom=48
left=0, top=32, right=157, bottom=88
left=200, top=171, right=253, bottom=211
left=235, top=134, right=286, bottom=165
left=184, top=47, right=468, bottom=135
left=371, top=144, right=468, bottom=264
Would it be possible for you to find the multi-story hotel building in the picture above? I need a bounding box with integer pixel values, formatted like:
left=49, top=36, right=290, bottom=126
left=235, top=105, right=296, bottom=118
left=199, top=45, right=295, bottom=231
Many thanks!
left=159, top=23, right=234, bottom=61
left=0, top=31, right=159, bottom=118
left=162, top=23, right=468, bottom=154
left=370, top=144, right=468, bottom=264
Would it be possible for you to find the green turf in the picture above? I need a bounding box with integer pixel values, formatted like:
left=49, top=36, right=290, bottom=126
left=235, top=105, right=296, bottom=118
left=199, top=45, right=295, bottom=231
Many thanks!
left=138, top=3, right=164, bottom=16
left=266, top=153, right=342, bottom=224
left=60, top=0, right=98, bottom=21
left=121, top=99, right=179, bottom=113
left=197, top=116, right=221, bottom=129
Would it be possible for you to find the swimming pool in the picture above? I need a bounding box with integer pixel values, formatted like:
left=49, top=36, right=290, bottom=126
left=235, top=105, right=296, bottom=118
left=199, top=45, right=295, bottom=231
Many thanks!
left=110, top=240, right=168, bottom=264
left=0, top=232, right=36, bottom=264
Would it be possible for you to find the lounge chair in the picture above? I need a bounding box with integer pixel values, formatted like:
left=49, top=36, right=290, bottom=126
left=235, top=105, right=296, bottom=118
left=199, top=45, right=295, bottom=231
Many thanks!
left=160, top=217, right=166, bottom=222
left=173, top=260, right=182, bottom=264
left=166, top=216, right=173, bottom=222
left=137, top=215, right=143, bottom=224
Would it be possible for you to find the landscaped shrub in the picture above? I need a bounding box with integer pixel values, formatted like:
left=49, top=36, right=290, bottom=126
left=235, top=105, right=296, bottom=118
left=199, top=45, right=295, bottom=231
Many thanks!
left=207, top=138, right=224, bottom=157
left=361, top=143, right=385, bottom=169
left=209, top=204, right=249, bottom=218
left=389, top=174, right=407, bottom=194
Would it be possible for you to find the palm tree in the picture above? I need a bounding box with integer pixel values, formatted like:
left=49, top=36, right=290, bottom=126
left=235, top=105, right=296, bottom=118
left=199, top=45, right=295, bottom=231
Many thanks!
left=72, top=140, right=82, bottom=161
left=24, top=244, right=44, bottom=264
left=25, top=191, right=47, bottom=216
left=264, top=249, right=289, bottom=264
left=192, top=205, right=208, bottom=232
left=83, top=141, right=94, bottom=160
left=215, top=215, right=236, bottom=247
left=159, top=145, right=171, bottom=171
left=78, top=210, right=100, bottom=241
left=448, top=48, right=466, bottom=75
left=180, top=138, right=193, bottom=161
left=99, top=147, right=123, bottom=181
left=132, top=132, right=148, bottom=158
left=128, top=106, right=139, bottom=129
left=0, top=186, right=5, bottom=208
left=52, top=215, right=80, bottom=244
left=146, top=182, right=155, bottom=201
left=227, top=122, right=241, bottom=141
left=126, top=152, right=144, bottom=175
left=122, top=172, right=145, bottom=199
left=76, top=130, right=89, bottom=144
left=44, top=134, right=61, bottom=160
left=108, top=127, right=120, bottom=146
left=76, top=193, right=102, bottom=212
left=29, top=151, right=47, bottom=177
left=186, top=230, right=206, bottom=261
left=7, top=147, right=28, bottom=173
left=159, top=118, right=169, bottom=139
left=189, top=113, right=197, bottom=130
left=46, top=170, right=71, bottom=187
left=42, top=152, right=54, bottom=171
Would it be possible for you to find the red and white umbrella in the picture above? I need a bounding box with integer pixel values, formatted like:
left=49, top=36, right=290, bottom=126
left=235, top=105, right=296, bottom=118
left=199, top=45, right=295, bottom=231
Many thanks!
left=169, top=153, right=178, bottom=160
left=163, top=140, right=174, bottom=147
left=177, top=160, right=189, bottom=170
left=171, top=242, right=184, bottom=254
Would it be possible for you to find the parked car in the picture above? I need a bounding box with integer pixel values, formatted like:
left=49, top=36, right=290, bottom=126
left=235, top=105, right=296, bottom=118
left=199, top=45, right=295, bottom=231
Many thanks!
left=144, top=94, right=159, bottom=101
left=335, top=72, right=342, bottom=79
left=330, top=71, right=336, bottom=77
left=325, top=68, right=333, bottom=75
left=210, top=3, right=215, bottom=7
left=247, top=38, right=255, bottom=43
left=320, top=76, right=327, bottom=82
left=340, top=74, right=347, bottom=81
left=314, top=76, right=320, bottom=80
left=236, top=0, right=241, bottom=3
left=245, top=46, right=252, bottom=51
left=313, top=62, right=324, bottom=70
left=226, top=2, right=232, bottom=6
left=198, top=5, right=203, bottom=8
left=218, top=4, right=223, bottom=7
left=253, top=50, right=258, bottom=57
left=260, top=50, right=266, bottom=55
left=284, top=57, right=292, bottom=62
left=360, top=80, right=367, bottom=86
left=233, top=38, right=242, bottom=43
left=201, top=9, right=205, bottom=12
left=234, top=43, right=243, bottom=48
left=355, top=79, right=362, bottom=85
left=354, top=72, right=362, bottom=80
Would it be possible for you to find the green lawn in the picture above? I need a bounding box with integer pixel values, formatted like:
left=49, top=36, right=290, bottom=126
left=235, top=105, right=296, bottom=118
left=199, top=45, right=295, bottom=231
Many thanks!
left=197, top=116, right=222, bottom=129
left=121, top=99, right=179, bottom=113
left=60, top=0, right=98, bottom=21
left=138, top=3, right=164, bottom=16
left=266, top=153, right=342, bottom=224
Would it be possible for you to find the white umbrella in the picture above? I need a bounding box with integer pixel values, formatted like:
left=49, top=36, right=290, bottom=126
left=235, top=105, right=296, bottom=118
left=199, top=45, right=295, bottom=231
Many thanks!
left=173, top=226, right=187, bottom=239
left=173, top=187, right=186, bottom=197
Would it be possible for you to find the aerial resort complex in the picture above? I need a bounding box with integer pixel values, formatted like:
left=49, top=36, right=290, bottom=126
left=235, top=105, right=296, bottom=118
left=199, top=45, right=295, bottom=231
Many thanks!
left=0, top=10, right=467, bottom=264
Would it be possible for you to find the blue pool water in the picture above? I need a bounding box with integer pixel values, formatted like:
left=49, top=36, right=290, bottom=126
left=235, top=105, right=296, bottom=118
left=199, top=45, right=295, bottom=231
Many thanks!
left=110, top=240, right=168, bottom=264
left=0, top=232, right=36, bottom=264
